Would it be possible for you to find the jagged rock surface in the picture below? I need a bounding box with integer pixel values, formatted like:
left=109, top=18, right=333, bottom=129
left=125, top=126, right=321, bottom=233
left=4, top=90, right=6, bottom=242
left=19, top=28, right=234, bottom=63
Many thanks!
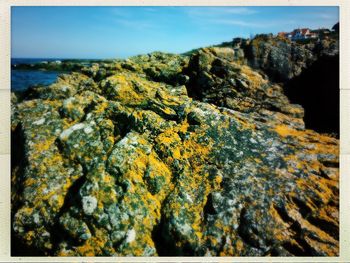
left=11, top=49, right=339, bottom=256
left=237, top=34, right=339, bottom=135
left=242, top=34, right=339, bottom=82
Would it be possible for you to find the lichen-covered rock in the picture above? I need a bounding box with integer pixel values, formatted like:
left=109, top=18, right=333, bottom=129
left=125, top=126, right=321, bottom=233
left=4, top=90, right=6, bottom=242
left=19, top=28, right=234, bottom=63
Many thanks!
left=126, top=52, right=189, bottom=86
left=184, top=48, right=304, bottom=119
left=244, top=35, right=315, bottom=81
left=11, top=47, right=339, bottom=256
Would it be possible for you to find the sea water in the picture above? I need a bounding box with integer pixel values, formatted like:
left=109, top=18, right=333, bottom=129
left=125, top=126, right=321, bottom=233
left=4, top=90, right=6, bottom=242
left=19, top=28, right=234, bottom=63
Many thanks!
left=11, top=58, right=64, bottom=91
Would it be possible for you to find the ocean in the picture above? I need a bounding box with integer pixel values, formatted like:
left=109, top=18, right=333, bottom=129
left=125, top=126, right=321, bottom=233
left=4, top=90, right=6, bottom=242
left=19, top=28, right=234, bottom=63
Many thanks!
left=11, top=58, right=64, bottom=92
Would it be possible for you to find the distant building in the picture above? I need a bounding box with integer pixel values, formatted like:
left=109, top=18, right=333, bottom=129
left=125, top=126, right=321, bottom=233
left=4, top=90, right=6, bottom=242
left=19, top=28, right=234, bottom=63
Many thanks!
left=277, top=28, right=318, bottom=41
left=277, top=32, right=287, bottom=37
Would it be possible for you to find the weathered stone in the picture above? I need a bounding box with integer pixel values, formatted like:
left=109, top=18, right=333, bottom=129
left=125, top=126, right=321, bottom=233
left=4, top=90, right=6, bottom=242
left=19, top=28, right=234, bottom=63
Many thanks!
left=11, top=44, right=339, bottom=257
left=243, top=34, right=339, bottom=82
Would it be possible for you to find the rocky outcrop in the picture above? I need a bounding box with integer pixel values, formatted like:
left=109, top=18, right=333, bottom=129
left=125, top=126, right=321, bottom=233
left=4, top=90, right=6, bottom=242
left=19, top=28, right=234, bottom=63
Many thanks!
left=234, top=34, right=340, bottom=135
left=184, top=48, right=304, bottom=120
left=242, top=34, right=339, bottom=82
left=11, top=48, right=339, bottom=256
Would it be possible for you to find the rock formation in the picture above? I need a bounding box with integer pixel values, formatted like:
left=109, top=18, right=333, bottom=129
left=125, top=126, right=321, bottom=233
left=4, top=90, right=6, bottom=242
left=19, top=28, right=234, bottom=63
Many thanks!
left=239, top=34, right=339, bottom=135
left=12, top=41, right=339, bottom=256
left=242, top=34, right=339, bottom=82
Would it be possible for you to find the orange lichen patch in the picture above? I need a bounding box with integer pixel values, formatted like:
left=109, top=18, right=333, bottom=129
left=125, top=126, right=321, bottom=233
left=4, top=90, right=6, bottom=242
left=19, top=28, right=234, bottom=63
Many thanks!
left=93, top=101, right=109, bottom=114
left=96, top=178, right=117, bottom=209
left=108, top=74, right=128, bottom=85
left=240, top=64, right=268, bottom=90
left=269, top=204, right=288, bottom=227
left=154, top=118, right=221, bottom=249
left=19, top=207, right=34, bottom=218
left=268, top=205, right=291, bottom=242
left=23, top=230, right=35, bottom=244
left=206, top=235, right=219, bottom=248
left=23, top=178, right=37, bottom=187
left=61, top=118, right=74, bottom=129
left=102, top=172, right=115, bottom=184
left=313, top=142, right=339, bottom=157
left=155, top=89, right=181, bottom=106
left=213, top=173, right=223, bottom=187
left=147, top=153, right=173, bottom=192
left=235, top=239, right=244, bottom=252
left=264, top=87, right=275, bottom=97
left=155, top=127, right=182, bottom=146
left=103, top=132, right=174, bottom=254
left=275, top=124, right=303, bottom=137
left=46, top=194, right=65, bottom=212
left=29, top=136, right=62, bottom=161
left=31, top=137, right=56, bottom=152
left=279, top=125, right=338, bottom=204
left=75, top=241, right=97, bottom=256
left=283, top=104, right=304, bottom=117
left=301, top=178, right=335, bottom=204
left=254, top=158, right=263, bottom=164
left=74, top=228, right=110, bottom=256
left=220, top=246, right=235, bottom=256
left=212, top=220, right=233, bottom=236
left=56, top=248, right=76, bottom=257
left=314, top=206, right=339, bottom=227
left=184, top=137, right=212, bottom=161
left=104, top=73, right=157, bottom=106
left=275, top=125, right=338, bottom=153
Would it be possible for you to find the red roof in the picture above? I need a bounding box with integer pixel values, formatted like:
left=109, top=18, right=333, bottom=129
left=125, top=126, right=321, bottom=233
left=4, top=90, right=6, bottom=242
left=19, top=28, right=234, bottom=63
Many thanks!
left=300, top=28, right=309, bottom=35
left=277, top=28, right=317, bottom=38
left=290, top=28, right=310, bottom=36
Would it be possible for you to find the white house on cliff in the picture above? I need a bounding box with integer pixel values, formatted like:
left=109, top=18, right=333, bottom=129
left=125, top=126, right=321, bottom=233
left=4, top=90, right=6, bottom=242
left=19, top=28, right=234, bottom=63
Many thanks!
left=278, top=28, right=318, bottom=41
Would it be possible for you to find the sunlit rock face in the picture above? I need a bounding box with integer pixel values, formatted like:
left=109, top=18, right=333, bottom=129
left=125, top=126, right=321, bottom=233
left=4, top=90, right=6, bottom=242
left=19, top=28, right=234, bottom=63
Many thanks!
left=11, top=45, right=339, bottom=256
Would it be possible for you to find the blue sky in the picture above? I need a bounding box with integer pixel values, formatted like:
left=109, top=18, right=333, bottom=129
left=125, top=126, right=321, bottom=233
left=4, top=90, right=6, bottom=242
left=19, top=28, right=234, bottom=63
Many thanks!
left=11, top=6, right=339, bottom=59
